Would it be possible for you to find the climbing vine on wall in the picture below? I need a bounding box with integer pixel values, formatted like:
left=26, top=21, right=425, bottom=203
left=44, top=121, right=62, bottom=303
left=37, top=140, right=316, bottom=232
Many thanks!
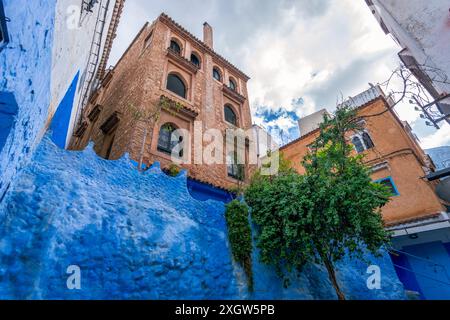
left=225, top=200, right=253, bottom=292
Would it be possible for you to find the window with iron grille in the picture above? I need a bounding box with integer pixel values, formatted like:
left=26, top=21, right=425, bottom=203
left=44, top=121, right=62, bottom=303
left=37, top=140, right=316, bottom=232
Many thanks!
left=169, top=40, right=181, bottom=55
left=82, top=0, right=99, bottom=13
left=0, top=0, right=9, bottom=52
left=229, top=78, right=237, bottom=92
left=351, top=130, right=375, bottom=153
left=73, top=121, right=88, bottom=138
left=190, top=53, right=200, bottom=68
left=88, top=104, right=102, bottom=122
left=166, top=74, right=187, bottom=99
left=224, top=104, right=237, bottom=126
left=157, top=123, right=183, bottom=158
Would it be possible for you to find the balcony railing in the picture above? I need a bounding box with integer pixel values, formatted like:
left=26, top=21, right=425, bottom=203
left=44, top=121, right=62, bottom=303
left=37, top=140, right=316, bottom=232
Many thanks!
left=166, top=47, right=200, bottom=74
left=222, top=84, right=246, bottom=104
left=160, top=95, right=199, bottom=119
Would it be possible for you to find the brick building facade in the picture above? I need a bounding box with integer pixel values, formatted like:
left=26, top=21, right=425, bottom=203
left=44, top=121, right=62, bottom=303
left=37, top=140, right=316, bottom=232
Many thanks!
left=280, top=86, right=446, bottom=226
left=69, top=13, right=255, bottom=190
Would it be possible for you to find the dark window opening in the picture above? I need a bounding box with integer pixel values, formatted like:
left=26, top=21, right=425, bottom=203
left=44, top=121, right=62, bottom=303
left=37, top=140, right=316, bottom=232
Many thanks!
left=0, top=0, right=9, bottom=52
left=227, top=152, right=245, bottom=181
left=104, top=134, right=115, bottom=160
left=352, top=131, right=374, bottom=153
left=362, top=132, right=375, bottom=149
left=98, top=114, right=118, bottom=160
left=190, top=53, right=200, bottom=68
left=229, top=79, right=237, bottom=91
left=100, top=112, right=120, bottom=135
left=73, top=121, right=88, bottom=138
left=166, top=74, right=186, bottom=99
left=352, top=136, right=365, bottom=153
left=377, top=177, right=399, bottom=196
left=157, top=123, right=183, bottom=158
left=169, top=40, right=181, bottom=55
left=87, top=104, right=102, bottom=122
left=213, top=68, right=221, bottom=81
left=224, top=105, right=237, bottom=126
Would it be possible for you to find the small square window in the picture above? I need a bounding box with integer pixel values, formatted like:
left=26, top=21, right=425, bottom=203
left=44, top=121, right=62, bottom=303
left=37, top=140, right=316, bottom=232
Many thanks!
left=0, top=0, right=10, bottom=52
left=376, top=177, right=399, bottom=196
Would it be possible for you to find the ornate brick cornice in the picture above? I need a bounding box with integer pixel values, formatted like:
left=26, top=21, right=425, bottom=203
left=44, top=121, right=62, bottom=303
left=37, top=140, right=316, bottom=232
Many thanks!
left=160, top=95, right=199, bottom=119
left=158, top=13, right=251, bottom=81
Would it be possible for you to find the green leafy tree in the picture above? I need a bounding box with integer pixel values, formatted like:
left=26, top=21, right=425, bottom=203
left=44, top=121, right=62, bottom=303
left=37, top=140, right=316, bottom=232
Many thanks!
left=245, top=106, right=392, bottom=300
left=225, top=200, right=253, bottom=291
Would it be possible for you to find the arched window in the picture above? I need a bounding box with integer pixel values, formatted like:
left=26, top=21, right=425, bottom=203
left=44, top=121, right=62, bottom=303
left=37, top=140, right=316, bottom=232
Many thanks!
left=157, top=123, right=183, bottom=157
left=362, top=132, right=375, bottom=149
left=224, top=104, right=237, bottom=126
left=166, top=73, right=186, bottom=99
left=213, top=67, right=221, bottom=81
left=170, top=40, right=181, bottom=54
left=352, top=136, right=365, bottom=154
left=229, top=78, right=237, bottom=91
left=227, top=152, right=245, bottom=181
left=190, top=53, right=200, bottom=68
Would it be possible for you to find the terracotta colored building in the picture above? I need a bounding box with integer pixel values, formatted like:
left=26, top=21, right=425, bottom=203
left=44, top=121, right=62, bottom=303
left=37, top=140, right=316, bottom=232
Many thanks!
left=69, top=13, right=255, bottom=190
left=280, top=86, right=446, bottom=227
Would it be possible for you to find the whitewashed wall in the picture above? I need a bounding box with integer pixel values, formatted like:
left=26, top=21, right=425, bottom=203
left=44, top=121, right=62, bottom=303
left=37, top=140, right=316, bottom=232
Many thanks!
left=49, top=0, right=116, bottom=147
left=370, top=0, right=450, bottom=96
left=252, top=125, right=279, bottom=168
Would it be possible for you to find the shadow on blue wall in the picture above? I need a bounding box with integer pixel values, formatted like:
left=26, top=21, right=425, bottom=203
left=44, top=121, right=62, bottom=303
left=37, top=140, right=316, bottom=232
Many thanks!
left=391, top=242, right=450, bottom=299
left=0, top=0, right=57, bottom=200
left=51, top=72, right=80, bottom=149
left=0, top=92, right=18, bottom=154
left=187, top=178, right=234, bottom=203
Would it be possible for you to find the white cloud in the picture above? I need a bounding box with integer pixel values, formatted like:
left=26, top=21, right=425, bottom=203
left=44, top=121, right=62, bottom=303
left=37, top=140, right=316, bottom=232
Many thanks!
left=109, top=0, right=448, bottom=147
left=419, top=122, right=450, bottom=149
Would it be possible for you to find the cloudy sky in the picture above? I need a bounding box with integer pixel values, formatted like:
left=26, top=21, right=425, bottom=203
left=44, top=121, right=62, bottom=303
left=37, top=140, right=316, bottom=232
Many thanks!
left=109, top=0, right=450, bottom=149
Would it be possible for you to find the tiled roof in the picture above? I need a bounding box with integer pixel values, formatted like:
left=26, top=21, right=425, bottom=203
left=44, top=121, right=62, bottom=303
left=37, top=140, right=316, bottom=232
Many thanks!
left=158, top=13, right=251, bottom=81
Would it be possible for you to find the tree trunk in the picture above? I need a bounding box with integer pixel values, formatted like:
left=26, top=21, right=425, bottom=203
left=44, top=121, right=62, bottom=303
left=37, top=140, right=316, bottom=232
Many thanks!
left=323, top=257, right=346, bottom=300
left=138, top=126, right=148, bottom=172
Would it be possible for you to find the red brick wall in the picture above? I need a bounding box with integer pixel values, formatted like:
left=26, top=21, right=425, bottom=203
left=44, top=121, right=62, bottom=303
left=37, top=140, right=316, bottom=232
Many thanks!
left=70, top=16, right=255, bottom=190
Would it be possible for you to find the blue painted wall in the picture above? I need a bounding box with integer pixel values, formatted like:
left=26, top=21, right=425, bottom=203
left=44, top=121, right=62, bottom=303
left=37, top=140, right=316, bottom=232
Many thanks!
left=0, top=0, right=57, bottom=199
left=187, top=178, right=234, bottom=203
left=392, top=242, right=450, bottom=300
left=390, top=251, right=424, bottom=299
left=0, top=92, right=18, bottom=154
left=50, top=71, right=80, bottom=149
left=0, top=134, right=406, bottom=300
